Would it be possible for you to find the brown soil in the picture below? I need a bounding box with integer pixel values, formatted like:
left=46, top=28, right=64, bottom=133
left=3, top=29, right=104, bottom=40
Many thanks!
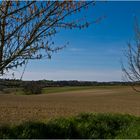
left=0, top=86, right=140, bottom=125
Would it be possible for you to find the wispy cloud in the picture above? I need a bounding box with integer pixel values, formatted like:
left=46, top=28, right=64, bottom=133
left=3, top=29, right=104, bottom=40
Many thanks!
left=68, top=47, right=85, bottom=52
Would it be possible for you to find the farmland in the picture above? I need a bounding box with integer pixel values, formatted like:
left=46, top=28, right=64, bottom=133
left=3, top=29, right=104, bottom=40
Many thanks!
left=0, top=85, right=140, bottom=125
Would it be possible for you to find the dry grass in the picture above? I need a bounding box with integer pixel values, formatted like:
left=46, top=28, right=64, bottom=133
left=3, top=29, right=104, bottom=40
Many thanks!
left=0, top=86, right=140, bottom=125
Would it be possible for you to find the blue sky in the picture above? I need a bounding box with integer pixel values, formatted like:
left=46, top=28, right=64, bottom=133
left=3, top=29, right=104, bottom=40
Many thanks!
left=4, top=1, right=140, bottom=81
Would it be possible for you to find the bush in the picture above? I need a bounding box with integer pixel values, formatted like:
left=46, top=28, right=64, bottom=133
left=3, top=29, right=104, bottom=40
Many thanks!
left=0, top=85, right=5, bottom=92
left=0, top=126, right=14, bottom=139
left=12, top=122, right=47, bottom=139
left=23, top=81, right=43, bottom=94
left=0, top=113, right=140, bottom=139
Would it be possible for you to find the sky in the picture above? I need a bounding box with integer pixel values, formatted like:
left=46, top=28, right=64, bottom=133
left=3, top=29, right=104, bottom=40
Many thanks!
left=3, top=1, right=140, bottom=81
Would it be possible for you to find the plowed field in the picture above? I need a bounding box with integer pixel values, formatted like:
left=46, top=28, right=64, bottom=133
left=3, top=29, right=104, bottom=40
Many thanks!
left=0, top=86, right=140, bottom=125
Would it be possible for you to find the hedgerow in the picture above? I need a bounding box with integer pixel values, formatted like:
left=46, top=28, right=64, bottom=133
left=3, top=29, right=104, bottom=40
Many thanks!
left=0, top=113, right=140, bottom=139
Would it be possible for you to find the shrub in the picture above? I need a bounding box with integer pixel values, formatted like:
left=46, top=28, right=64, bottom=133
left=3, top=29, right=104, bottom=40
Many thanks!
left=0, top=113, right=140, bottom=139
left=0, top=85, right=5, bottom=92
left=23, top=81, right=43, bottom=94
left=12, top=122, right=47, bottom=139
left=0, top=126, right=14, bottom=139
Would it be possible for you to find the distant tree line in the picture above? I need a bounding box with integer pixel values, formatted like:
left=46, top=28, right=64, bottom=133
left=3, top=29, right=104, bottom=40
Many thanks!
left=1, top=79, right=140, bottom=94
left=1, top=79, right=140, bottom=90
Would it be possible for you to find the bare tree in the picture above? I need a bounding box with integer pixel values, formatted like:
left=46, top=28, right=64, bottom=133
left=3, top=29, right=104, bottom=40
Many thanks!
left=122, top=19, right=140, bottom=91
left=0, top=1, right=97, bottom=76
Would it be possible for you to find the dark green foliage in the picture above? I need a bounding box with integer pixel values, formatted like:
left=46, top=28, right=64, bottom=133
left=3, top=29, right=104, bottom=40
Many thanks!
left=23, top=81, right=43, bottom=94
left=66, top=113, right=137, bottom=139
left=12, top=122, right=47, bottom=139
left=115, top=119, right=140, bottom=139
left=0, top=113, right=140, bottom=139
left=45, top=119, right=75, bottom=139
left=0, top=85, right=5, bottom=91
left=0, top=126, right=14, bottom=139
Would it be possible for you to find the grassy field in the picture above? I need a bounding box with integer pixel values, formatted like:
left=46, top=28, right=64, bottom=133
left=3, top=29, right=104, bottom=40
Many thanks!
left=0, top=85, right=140, bottom=125
left=13, top=85, right=119, bottom=95
left=42, top=86, right=115, bottom=94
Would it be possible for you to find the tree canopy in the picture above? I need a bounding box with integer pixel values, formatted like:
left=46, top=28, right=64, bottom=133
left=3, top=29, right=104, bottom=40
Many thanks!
left=122, top=19, right=140, bottom=91
left=0, top=1, right=96, bottom=76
